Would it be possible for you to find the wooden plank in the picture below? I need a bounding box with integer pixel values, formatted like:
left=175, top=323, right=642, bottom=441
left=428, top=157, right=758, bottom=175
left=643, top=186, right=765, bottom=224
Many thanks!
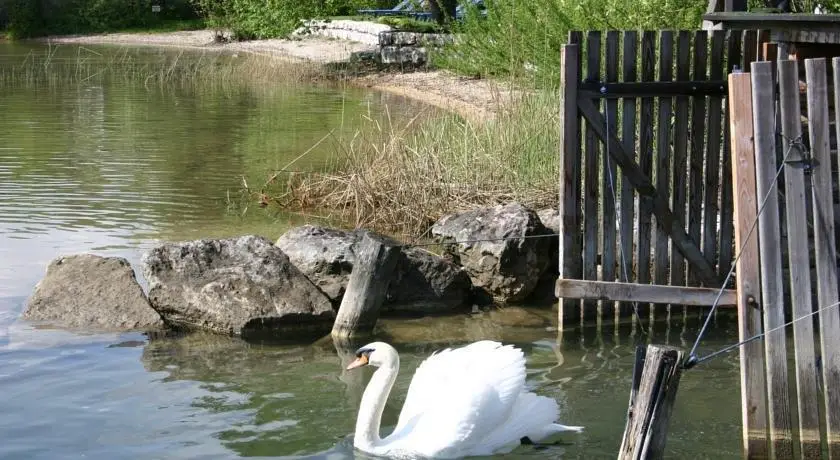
left=750, top=60, right=795, bottom=459
left=654, top=30, right=674, bottom=303
left=778, top=58, right=822, bottom=458
left=704, top=30, right=726, bottom=276
left=583, top=31, right=602, bottom=318
left=636, top=31, right=657, bottom=313
left=805, top=57, right=840, bottom=459
left=332, top=233, right=400, bottom=338
left=578, top=81, right=726, bottom=97
left=763, top=42, right=778, bottom=63
left=670, top=31, right=691, bottom=295
left=617, top=345, right=686, bottom=460
left=688, top=31, right=709, bottom=286
left=742, top=30, right=758, bottom=69
left=718, top=31, right=742, bottom=278
left=558, top=43, right=582, bottom=323
left=727, top=71, right=768, bottom=460
left=619, top=30, right=638, bottom=317
left=555, top=279, right=737, bottom=306
left=577, top=97, right=721, bottom=287
left=602, top=30, right=620, bottom=322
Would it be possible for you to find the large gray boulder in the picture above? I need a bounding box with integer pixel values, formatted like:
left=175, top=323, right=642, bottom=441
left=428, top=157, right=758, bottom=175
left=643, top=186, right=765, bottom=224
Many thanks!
left=275, top=225, right=472, bottom=314
left=142, top=235, right=334, bottom=337
left=431, top=203, right=553, bottom=304
left=22, top=254, right=163, bottom=331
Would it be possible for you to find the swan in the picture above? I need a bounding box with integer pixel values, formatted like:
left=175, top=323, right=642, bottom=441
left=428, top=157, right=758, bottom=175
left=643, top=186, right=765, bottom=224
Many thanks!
left=345, top=340, right=583, bottom=458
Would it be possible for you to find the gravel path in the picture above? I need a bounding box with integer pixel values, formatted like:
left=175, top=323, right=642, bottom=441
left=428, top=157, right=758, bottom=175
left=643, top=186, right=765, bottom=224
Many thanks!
left=42, top=30, right=517, bottom=122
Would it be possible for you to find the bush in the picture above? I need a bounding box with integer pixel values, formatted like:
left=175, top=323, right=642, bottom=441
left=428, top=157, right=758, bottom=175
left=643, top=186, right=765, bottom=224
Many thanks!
left=190, top=0, right=397, bottom=40
left=436, top=0, right=708, bottom=87
left=3, top=0, right=199, bottom=37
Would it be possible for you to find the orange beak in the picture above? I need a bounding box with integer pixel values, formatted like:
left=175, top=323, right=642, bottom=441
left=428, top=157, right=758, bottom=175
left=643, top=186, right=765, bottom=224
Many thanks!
left=346, top=354, right=369, bottom=370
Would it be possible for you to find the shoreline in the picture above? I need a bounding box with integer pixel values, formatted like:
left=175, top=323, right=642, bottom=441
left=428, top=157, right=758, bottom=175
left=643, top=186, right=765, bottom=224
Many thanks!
left=39, top=30, right=518, bottom=123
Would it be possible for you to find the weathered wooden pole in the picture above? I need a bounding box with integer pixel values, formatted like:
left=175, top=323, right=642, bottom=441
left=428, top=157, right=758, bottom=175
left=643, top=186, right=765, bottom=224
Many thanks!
left=331, top=232, right=400, bottom=339
left=617, top=344, right=686, bottom=460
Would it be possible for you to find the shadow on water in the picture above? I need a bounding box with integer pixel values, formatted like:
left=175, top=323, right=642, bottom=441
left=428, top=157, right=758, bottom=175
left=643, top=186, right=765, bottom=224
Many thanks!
left=136, top=306, right=744, bottom=459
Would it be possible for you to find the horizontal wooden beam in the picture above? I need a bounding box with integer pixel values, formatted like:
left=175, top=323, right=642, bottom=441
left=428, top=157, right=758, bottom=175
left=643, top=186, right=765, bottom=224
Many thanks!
left=556, top=279, right=738, bottom=306
left=579, top=81, right=727, bottom=98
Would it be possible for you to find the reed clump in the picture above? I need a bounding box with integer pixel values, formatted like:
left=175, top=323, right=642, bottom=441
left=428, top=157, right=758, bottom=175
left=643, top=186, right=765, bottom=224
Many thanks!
left=260, top=91, right=560, bottom=238
left=0, top=45, right=324, bottom=88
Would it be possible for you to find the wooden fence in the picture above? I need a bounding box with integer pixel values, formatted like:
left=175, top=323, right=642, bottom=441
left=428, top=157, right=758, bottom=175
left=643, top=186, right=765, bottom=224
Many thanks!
left=556, top=30, right=775, bottom=324
left=729, top=57, right=840, bottom=459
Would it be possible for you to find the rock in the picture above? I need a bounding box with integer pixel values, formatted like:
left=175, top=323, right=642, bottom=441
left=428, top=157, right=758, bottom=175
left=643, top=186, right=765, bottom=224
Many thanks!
left=142, top=235, right=334, bottom=337
left=537, top=208, right=560, bottom=234
left=275, top=225, right=472, bottom=314
left=431, top=203, right=553, bottom=304
left=22, top=254, right=163, bottom=331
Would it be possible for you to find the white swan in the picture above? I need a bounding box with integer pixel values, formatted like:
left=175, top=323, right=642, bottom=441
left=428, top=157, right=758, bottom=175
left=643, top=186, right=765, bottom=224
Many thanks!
left=345, top=340, right=583, bottom=458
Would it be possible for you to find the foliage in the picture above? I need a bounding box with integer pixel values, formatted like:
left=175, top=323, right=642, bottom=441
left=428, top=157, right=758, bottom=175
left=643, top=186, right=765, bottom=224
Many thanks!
left=377, top=16, right=443, bottom=33
left=2, top=0, right=200, bottom=38
left=189, top=0, right=397, bottom=40
left=435, top=0, right=708, bottom=87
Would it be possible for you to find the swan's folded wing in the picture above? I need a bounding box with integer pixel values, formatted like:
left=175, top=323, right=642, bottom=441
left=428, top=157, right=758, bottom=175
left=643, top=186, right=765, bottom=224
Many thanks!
left=393, top=341, right=527, bottom=435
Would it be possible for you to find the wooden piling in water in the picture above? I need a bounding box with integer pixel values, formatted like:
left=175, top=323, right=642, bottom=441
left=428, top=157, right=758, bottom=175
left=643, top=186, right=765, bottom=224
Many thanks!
left=617, top=344, right=686, bottom=460
left=331, top=233, right=400, bottom=339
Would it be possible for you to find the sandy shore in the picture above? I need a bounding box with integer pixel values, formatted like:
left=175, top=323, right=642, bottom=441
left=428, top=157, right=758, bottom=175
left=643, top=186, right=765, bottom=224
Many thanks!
left=43, top=30, right=516, bottom=122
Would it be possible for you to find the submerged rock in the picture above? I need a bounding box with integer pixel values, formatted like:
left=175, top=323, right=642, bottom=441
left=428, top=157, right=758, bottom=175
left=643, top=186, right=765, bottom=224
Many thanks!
left=22, top=254, right=163, bottom=331
left=142, top=235, right=334, bottom=337
left=431, top=202, right=553, bottom=304
left=275, top=225, right=472, bottom=314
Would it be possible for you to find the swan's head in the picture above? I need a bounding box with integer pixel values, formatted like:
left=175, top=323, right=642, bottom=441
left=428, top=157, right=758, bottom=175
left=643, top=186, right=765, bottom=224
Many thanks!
left=346, top=342, right=397, bottom=370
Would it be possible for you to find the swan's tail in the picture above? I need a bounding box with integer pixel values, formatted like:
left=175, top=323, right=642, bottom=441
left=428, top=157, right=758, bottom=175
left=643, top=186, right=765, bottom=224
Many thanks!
left=550, top=423, right=584, bottom=433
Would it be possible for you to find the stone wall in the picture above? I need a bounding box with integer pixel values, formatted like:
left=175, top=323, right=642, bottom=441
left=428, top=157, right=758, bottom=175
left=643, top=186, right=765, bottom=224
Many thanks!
left=295, top=19, right=453, bottom=69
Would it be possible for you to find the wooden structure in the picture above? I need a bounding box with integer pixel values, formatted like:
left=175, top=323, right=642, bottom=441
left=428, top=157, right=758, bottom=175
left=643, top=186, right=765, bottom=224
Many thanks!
left=555, top=30, right=775, bottom=323
left=331, top=233, right=399, bottom=338
left=617, top=345, right=686, bottom=460
left=728, top=57, right=840, bottom=458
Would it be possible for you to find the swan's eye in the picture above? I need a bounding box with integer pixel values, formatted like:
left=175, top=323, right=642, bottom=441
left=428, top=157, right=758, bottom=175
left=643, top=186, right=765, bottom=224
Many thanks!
left=355, top=347, right=375, bottom=358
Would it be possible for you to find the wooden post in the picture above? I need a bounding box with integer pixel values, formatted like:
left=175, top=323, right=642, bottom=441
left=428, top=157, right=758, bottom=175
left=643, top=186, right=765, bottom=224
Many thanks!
left=778, top=58, right=822, bottom=458
left=617, top=344, right=686, bottom=460
left=750, top=61, right=794, bottom=459
left=728, top=71, right=769, bottom=459
left=331, top=233, right=400, bottom=339
left=805, top=57, right=840, bottom=458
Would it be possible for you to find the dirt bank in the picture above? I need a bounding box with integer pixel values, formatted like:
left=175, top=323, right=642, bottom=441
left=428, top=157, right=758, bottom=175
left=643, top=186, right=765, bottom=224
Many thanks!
left=42, top=30, right=516, bottom=123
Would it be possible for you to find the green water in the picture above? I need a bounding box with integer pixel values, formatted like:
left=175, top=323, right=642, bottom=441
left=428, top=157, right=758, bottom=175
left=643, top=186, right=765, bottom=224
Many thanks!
left=0, top=42, right=744, bottom=459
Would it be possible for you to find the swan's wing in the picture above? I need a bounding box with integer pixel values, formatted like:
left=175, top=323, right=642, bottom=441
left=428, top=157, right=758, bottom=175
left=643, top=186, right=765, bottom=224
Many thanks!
left=393, top=341, right=526, bottom=435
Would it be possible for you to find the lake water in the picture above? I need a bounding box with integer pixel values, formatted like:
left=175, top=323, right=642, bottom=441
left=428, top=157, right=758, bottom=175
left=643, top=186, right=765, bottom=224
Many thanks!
left=0, top=42, right=744, bottom=459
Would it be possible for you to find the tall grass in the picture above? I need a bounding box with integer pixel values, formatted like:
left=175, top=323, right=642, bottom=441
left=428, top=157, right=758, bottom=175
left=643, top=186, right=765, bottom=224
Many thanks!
left=436, top=0, right=707, bottom=88
left=264, top=91, right=559, bottom=238
left=0, top=45, right=324, bottom=88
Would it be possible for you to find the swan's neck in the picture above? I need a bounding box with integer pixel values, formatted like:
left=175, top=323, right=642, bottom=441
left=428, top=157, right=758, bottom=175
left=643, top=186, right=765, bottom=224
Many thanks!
left=355, top=362, right=399, bottom=450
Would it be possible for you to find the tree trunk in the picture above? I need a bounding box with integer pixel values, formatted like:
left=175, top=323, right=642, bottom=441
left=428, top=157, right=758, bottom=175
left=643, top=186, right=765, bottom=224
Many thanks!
left=429, top=0, right=457, bottom=25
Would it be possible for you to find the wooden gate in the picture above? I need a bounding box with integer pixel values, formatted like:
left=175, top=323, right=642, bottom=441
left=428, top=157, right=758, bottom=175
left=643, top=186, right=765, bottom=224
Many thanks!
left=555, top=30, right=771, bottom=323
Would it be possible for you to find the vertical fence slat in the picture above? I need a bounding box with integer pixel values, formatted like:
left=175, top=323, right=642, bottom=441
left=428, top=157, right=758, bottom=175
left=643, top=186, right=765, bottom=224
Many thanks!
left=654, top=31, right=674, bottom=312
left=620, top=31, right=638, bottom=317
left=751, top=60, right=795, bottom=459
left=602, top=31, right=620, bottom=322
left=704, top=31, right=726, bottom=277
left=670, top=31, right=691, bottom=296
left=742, top=30, right=758, bottom=69
left=636, top=31, right=657, bottom=318
left=728, top=71, right=769, bottom=460
left=805, top=57, right=840, bottom=458
left=831, top=55, right=840, bottom=456
left=718, top=31, right=742, bottom=279
left=688, top=31, right=708, bottom=286
left=558, top=41, right=582, bottom=324
left=779, top=58, right=822, bottom=458
left=583, top=31, right=602, bottom=319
